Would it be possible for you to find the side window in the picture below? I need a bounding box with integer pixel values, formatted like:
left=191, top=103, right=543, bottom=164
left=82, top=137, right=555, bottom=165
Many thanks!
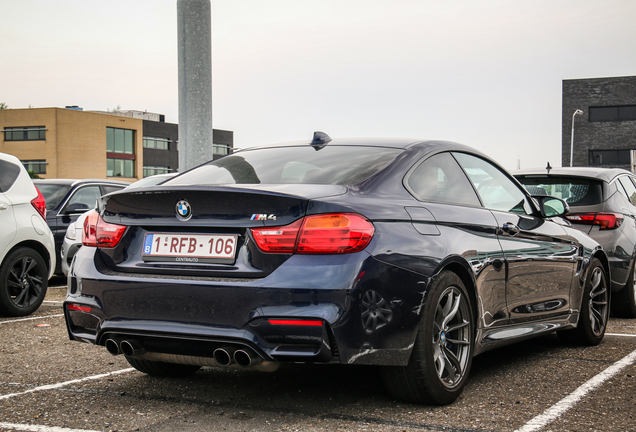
left=65, top=186, right=102, bottom=212
left=453, top=152, right=531, bottom=215
left=618, top=176, right=636, bottom=206
left=406, top=152, right=481, bottom=206
left=101, top=185, right=125, bottom=195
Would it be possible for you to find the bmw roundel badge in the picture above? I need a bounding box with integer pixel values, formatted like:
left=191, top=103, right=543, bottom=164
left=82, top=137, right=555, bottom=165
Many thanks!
left=175, top=200, right=192, bottom=221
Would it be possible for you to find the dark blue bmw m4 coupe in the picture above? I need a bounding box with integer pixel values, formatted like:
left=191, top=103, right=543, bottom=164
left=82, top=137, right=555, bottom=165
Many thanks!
left=64, top=133, right=609, bottom=405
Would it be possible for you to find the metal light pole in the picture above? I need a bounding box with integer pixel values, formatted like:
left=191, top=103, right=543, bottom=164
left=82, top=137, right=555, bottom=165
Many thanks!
left=178, top=0, right=213, bottom=172
left=569, top=109, right=584, bottom=167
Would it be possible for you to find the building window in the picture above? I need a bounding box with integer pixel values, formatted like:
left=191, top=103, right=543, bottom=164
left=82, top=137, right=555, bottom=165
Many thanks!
left=3, top=126, right=46, bottom=141
left=143, top=166, right=170, bottom=177
left=143, top=137, right=170, bottom=150
left=107, top=127, right=134, bottom=154
left=589, top=105, right=636, bottom=122
left=106, top=127, right=135, bottom=177
left=589, top=149, right=631, bottom=166
left=21, top=160, right=46, bottom=174
left=213, top=143, right=230, bottom=155
left=107, top=159, right=135, bottom=178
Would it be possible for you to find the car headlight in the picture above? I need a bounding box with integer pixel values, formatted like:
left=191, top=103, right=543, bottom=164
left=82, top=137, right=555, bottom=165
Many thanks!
left=65, top=222, right=77, bottom=240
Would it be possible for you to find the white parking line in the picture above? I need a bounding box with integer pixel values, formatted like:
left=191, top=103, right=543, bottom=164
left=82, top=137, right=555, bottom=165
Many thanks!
left=515, top=348, right=636, bottom=432
left=606, top=332, right=636, bottom=337
left=0, top=314, right=64, bottom=325
left=0, top=368, right=135, bottom=401
left=0, top=422, right=101, bottom=432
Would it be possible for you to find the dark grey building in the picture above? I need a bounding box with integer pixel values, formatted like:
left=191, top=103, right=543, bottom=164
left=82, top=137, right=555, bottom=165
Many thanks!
left=141, top=118, right=233, bottom=176
left=562, top=76, right=636, bottom=170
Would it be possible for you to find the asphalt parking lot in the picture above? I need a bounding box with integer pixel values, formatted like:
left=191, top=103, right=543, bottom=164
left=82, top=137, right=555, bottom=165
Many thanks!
left=0, top=280, right=634, bottom=432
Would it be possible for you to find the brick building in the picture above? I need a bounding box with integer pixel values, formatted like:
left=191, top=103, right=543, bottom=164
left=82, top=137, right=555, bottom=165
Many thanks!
left=0, top=106, right=233, bottom=180
left=562, top=76, right=636, bottom=170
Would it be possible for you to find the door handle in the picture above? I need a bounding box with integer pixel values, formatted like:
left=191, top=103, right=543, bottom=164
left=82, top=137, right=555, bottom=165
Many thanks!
left=502, top=222, right=520, bottom=235
left=0, top=202, right=8, bottom=210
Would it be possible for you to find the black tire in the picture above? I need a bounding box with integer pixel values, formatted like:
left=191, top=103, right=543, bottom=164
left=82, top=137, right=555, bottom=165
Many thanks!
left=382, top=271, right=474, bottom=405
left=125, top=357, right=202, bottom=377
left=611, top=260, right=636, bottom=318
left=558, top=258, right=609, bottom=346
left=0, top=247, right=48, bottom=317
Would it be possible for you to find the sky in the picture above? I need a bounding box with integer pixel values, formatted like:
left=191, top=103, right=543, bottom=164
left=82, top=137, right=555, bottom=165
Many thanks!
left=1, top=0, right=636, bottom=170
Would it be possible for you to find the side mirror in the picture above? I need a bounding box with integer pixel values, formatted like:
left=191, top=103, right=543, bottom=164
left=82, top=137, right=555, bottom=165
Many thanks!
left=62, top=203, right=90, bottom=214
left=532, top=195, right=569, bottom=218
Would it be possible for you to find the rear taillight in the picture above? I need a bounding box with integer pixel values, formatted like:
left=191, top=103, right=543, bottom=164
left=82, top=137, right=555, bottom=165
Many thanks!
left=565, top=212, right=623, bottom=230
left=82, top=210, right=127, bottom=248
left=251, top=213, right=374, bottom=254
left=268, top=319, right=323, bottom=326
left=67, top=304, right=92, bottom=312
left=31, top=187, right=46, bottom=221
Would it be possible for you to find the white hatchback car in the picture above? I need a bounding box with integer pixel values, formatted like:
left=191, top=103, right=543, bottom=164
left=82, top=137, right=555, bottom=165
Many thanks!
left=0, top=152, right=56, bottom=316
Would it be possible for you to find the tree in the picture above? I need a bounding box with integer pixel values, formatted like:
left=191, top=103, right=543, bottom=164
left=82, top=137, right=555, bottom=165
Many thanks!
left=27, top=171, right=41, bottom=179
left=0, top=102, right=8, bottom=109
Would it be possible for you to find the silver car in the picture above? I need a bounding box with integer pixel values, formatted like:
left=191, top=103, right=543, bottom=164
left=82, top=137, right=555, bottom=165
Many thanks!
left=514, top=167, right=636, bottom=318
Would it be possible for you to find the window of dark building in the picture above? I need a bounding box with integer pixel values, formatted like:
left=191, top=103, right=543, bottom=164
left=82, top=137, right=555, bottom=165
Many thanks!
left=21, top=160, right=46, bottom=174
left=589, top=105, right=636, bottom=122
left=106, top=127, right=135, bottom=177
left=143, top=137, right=170, bottom=150
left=143, top=166, right=170, bottom=177
left=3, top=126, right=46, bottom=141
left=589, top=149, right=630, bottom=166
left=213, top=143, right=231, bottom=155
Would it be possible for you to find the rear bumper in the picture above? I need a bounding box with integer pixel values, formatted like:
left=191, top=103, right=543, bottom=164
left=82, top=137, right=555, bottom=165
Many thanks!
left=64, top=246, right=429, bottom=366
left=571, top=223, right=635, bottom=292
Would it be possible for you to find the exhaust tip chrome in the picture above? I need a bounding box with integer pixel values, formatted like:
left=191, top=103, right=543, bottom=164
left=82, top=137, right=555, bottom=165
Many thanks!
left=120, top=340, right=146, bottom=357
left=105, top=339, right=121, bottom=355
left=213, top=348, right=235, bottom=366
left=234, top=348, right=262, bottom=367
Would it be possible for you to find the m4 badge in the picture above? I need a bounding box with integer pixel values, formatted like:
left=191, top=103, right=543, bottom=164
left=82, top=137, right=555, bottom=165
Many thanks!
left=251, top=214, right=277, bottom=221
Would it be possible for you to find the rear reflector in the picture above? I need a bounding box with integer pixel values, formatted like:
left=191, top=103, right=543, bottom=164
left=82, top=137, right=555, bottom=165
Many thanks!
left=67, top=304, right=92, bottom=312
left=82, top=210, right=127, bottom=248
left=565, top=212, right=623, bottom=230
left=31, top=187, right=47, bottom=221
left=268, top=319, right=323, bottom=326
left=251, top=213, right=374, bottom=254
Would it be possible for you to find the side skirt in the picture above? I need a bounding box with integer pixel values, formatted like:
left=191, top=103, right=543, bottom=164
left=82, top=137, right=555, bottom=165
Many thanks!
left=473, top=313, right=579, bottom=356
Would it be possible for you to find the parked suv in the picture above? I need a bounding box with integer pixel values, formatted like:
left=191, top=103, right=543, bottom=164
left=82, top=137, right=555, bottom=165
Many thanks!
left=33, top=179, right=128, bottom=274
left=0, top=152, right=56, bottom=316
left=514, top=167, right=636, bottom=318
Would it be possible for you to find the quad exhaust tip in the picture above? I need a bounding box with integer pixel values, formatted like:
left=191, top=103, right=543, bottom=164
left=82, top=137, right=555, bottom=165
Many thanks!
left=234, top=348, right=262, bottom=367
left=213, top=347, right=236, bottom=366
left=105, top=338, right=121, bottom=355
left=105, top=340, right=275, bottom=371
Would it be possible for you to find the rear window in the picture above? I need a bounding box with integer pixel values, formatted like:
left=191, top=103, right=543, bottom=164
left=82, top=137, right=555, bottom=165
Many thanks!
left=516, top=176, right=603, bottom=206
left=0, top=159, right=21, bottom=192
left=36, top=184, right=72, bottom=210
left=168, top=145, right=402, bottom=186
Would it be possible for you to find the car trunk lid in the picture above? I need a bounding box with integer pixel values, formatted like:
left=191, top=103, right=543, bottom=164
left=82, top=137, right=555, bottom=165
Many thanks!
left=96, top=185, right=347, bottom=277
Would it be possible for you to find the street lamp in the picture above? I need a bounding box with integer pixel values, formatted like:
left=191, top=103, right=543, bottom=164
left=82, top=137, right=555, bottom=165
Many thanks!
left=570, top=109, right=584, bottom=167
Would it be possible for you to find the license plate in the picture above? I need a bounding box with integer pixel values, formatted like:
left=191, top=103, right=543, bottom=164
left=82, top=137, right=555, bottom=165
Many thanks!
left=142, top=233, right=238, bottom=264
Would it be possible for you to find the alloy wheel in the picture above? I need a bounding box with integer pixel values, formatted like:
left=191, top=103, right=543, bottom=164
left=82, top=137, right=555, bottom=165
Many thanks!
left=7, top=256, right=44, bottom=308
left=588, top=267, right=608, bottom=337
left=432, top=286, right=471, bottom=389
